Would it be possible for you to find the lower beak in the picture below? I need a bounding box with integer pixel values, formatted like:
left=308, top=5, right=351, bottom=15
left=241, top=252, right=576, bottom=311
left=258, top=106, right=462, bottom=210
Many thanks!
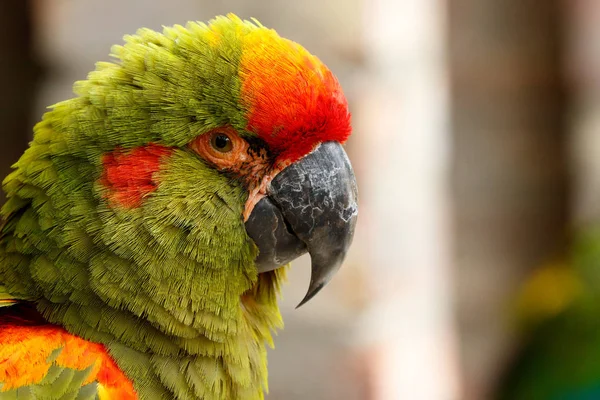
left=245, top=141, right=358, bottom=307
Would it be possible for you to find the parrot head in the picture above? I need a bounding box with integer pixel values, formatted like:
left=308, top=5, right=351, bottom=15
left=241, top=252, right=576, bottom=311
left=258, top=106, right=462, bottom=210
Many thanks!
left=0, top=14, right=357, bottom=398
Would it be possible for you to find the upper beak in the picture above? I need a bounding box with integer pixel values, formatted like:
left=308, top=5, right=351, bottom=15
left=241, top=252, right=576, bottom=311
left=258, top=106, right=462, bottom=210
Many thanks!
left=245, top=141, right=358, bottom=307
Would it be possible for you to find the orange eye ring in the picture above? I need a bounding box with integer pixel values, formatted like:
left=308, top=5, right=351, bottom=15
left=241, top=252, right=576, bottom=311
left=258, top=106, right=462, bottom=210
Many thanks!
left=189, top=127, right=250, bottom=170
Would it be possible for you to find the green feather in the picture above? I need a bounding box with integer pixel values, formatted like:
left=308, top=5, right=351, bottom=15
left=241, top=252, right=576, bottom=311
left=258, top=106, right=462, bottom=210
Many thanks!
left=0, top=15, right=287, bottom=399
left=0, top=365, right=96, bottom=400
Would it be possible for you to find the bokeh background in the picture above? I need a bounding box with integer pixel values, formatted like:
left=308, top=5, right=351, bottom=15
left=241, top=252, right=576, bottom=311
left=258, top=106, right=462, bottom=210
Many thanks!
left=2, top=0, right=600, bottom=399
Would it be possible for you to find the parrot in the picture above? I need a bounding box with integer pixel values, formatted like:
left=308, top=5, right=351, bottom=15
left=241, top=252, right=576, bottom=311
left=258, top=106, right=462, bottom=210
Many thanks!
left=497, top=229, right=600, bottom=400
left=0, top=14, right=358, bottom=400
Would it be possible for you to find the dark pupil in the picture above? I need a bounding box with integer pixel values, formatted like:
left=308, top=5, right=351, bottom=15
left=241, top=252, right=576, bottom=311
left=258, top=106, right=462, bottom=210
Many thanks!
left=215, top=135, right=230, bottom=149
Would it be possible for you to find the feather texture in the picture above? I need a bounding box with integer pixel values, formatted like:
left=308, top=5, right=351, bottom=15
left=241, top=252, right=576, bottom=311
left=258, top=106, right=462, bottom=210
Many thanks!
left=0, top=13, right=341, bottom=399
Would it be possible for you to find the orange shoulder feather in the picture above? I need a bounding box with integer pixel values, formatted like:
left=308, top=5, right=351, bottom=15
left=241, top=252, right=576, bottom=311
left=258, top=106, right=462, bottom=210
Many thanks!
left=0, top=315, right=136, bottom=399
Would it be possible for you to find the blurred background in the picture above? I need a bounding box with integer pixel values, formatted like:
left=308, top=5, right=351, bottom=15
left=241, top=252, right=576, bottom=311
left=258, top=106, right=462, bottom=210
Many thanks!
left=2, top=0, right=600, bottom=399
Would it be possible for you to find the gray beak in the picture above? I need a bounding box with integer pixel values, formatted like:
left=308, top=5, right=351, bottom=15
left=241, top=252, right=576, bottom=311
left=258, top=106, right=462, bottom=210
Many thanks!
left=245, top=141, right=358, bottom=307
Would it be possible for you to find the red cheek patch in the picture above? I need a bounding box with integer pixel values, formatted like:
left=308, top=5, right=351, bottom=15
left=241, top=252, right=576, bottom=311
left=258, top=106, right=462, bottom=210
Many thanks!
left=100, top=144, right=173, bottom=209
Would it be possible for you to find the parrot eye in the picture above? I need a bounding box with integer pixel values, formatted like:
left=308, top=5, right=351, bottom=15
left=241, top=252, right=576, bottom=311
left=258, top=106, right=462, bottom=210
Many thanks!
left=189, top=127, right=251, bottom=171
left=211, top=133, right=233, bottom=152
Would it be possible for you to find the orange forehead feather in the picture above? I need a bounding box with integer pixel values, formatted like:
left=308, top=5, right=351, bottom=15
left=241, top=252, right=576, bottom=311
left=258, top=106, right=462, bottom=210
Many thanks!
left=239, top=27, right=351, bottom=163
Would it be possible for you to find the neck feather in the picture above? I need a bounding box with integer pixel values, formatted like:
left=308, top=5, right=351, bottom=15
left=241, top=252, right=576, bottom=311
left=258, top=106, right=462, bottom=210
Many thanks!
left=36, top=268, right=286, bottom=399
